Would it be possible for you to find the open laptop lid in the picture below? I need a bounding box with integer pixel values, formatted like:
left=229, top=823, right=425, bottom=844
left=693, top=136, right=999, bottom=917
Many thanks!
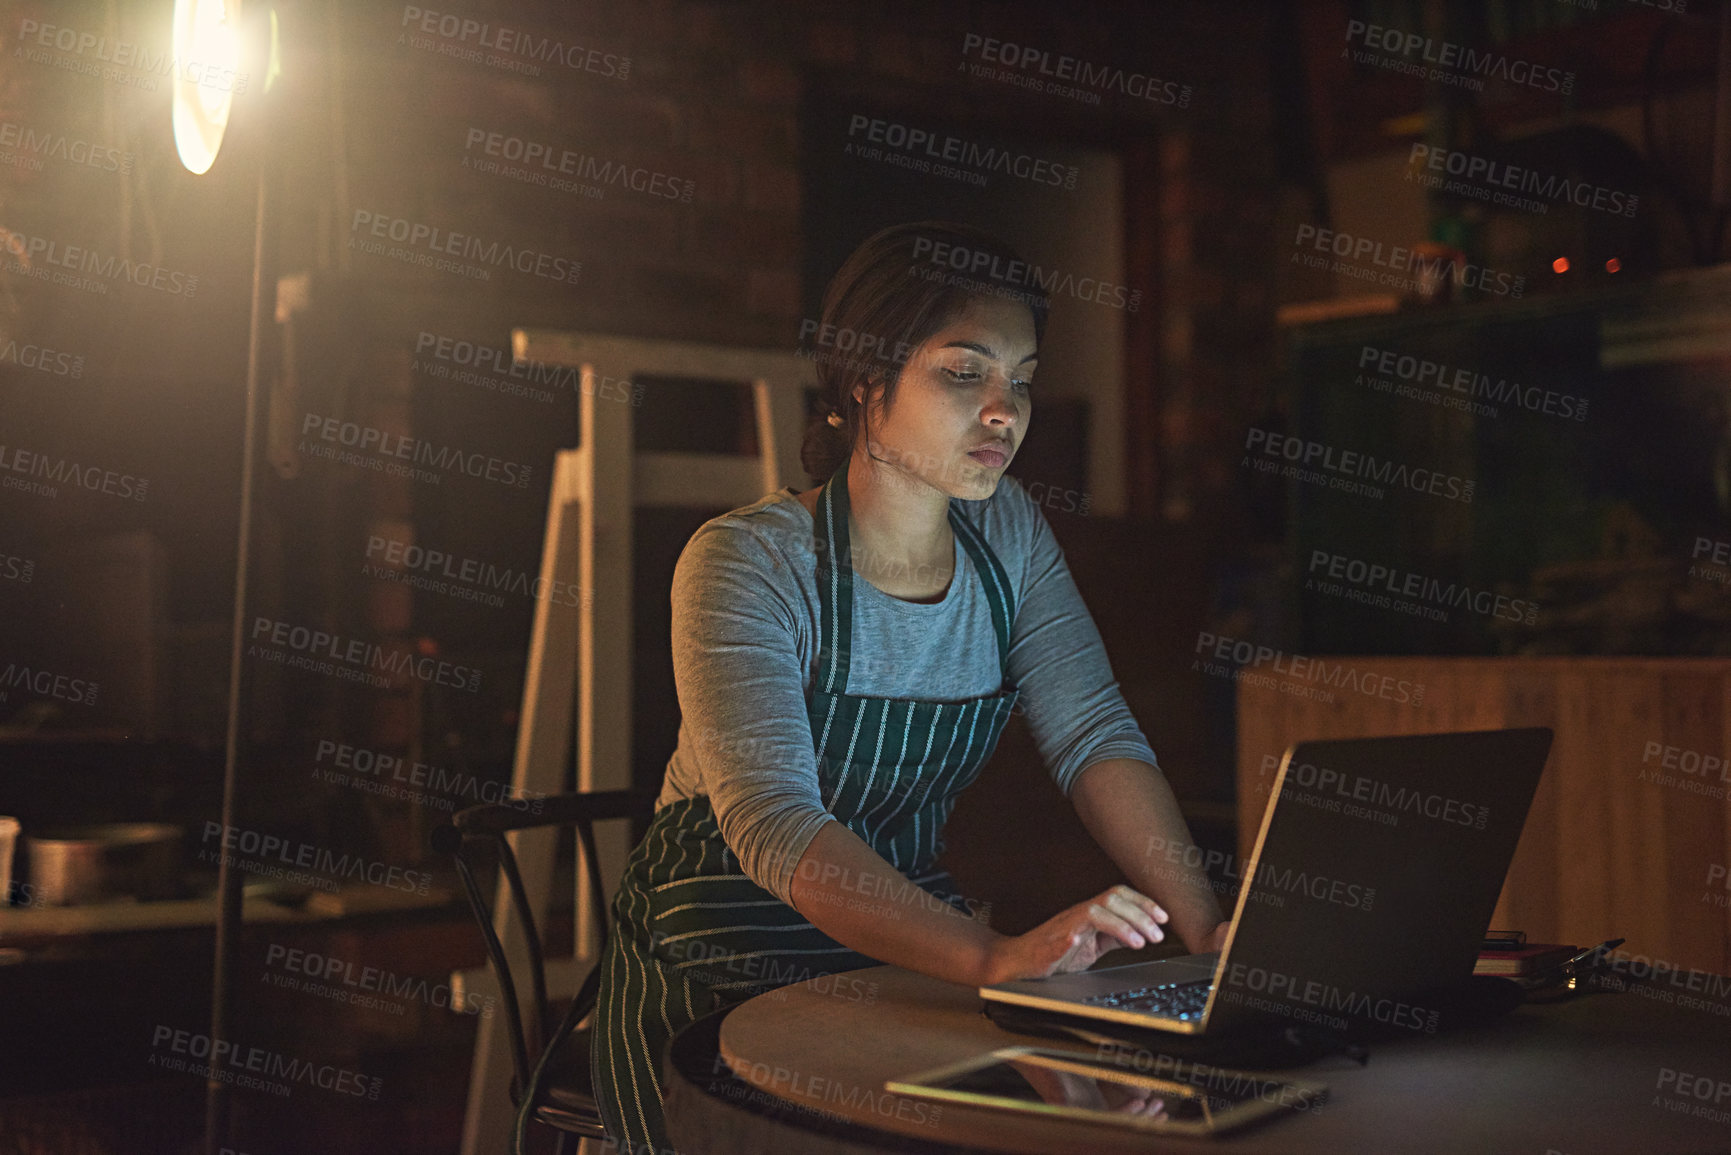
left=1205, top=727, right=1553, bottom=1038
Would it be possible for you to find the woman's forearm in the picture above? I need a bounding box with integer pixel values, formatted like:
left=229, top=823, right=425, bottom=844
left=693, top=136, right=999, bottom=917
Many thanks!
left=1070, top=758, right=1226, bottom=952
left=786, top=821, right=1005, bottom=985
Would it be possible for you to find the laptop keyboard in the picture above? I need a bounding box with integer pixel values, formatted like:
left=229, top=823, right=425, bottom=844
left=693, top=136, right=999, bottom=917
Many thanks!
left=1082, top=978, right=1213, bottom=1020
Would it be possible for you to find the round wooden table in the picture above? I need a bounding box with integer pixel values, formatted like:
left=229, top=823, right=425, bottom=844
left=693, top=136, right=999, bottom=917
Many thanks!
left=662, top=963, right=1731, bottom=1154
left=663, top=965, right=1324, bottom=1153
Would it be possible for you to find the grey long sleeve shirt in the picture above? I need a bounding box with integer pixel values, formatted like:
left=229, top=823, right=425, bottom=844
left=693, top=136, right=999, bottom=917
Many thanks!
left=655, top=474, right=1159, bottom=905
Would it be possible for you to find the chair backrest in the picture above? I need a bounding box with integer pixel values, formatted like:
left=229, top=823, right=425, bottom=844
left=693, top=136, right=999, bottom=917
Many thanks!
left=435, top=789, right=657, bottom=1095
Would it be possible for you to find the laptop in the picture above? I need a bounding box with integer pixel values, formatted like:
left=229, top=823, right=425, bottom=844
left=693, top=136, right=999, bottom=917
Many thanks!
left=980, top=728, right=1553, bottom=1039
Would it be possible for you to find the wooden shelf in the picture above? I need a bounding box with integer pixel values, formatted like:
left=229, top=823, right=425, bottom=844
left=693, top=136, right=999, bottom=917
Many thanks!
left=0, top=885, right=455, bottom=946
left=1282, top=263, right=1731, bottom=371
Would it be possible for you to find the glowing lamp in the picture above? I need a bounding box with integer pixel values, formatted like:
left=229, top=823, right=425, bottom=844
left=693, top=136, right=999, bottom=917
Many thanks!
left=171, top=0, right=241, bottom=174
left=1552, top=257, right=1570, bottom=274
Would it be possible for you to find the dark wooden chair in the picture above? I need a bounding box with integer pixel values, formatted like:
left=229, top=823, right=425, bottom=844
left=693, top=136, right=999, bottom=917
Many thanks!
left=433, top=789, right=657, bottom=1155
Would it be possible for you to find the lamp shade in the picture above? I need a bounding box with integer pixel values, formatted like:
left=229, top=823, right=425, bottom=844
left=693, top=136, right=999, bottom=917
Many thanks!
left=171, top=0, right=241, bottom=174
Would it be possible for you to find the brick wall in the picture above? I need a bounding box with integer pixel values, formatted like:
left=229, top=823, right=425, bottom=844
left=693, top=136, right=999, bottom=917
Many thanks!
left=312, top=0, right=1284, bottom=512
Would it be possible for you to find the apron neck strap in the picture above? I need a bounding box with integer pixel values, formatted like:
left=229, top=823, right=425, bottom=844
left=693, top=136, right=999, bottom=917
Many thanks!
left=813, top=457, right=1016, bottom=695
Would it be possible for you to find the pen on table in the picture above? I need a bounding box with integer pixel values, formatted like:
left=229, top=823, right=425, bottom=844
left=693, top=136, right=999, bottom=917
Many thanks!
left=1566, top=938, right=1624, bottom=967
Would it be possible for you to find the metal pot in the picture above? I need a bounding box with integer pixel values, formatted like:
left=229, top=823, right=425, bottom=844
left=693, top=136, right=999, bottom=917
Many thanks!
left=24, top=823, right=183, bottom=905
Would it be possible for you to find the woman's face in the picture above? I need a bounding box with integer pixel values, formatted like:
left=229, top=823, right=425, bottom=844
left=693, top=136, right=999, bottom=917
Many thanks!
left=858, top=295, right=1037, bottom=502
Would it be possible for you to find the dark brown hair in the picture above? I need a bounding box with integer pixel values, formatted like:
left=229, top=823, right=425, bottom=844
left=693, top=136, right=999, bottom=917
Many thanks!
left=798, top=221, right=1050, bottom=484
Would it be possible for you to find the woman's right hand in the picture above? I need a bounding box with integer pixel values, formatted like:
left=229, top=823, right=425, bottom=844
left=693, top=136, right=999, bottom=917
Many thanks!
left=985, top=884, right=1169, bottom=984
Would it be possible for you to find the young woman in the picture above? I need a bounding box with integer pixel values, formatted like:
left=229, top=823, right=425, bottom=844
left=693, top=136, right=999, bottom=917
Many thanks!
left=591, top=221, right=1229, bottom=1154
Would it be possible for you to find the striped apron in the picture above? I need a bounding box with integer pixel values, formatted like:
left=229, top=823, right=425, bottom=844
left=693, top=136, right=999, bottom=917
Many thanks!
left=591, top=457, right=1021, bottom=1154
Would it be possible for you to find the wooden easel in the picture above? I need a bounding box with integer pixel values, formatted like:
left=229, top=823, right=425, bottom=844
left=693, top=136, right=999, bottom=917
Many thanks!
left=455, top=332, right=815, bottom=1155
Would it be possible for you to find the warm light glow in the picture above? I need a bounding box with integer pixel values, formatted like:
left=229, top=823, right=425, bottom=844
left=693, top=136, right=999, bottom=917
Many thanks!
left=172, top=0, right=241, bottom=174
left=1605, top=258, right=1622, bottom=273
left=1552, top=257, right=1570, bottom=274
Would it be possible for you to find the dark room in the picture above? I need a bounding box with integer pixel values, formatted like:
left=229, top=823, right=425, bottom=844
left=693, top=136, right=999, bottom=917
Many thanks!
left=1, top=1, right=1728, bottom=1153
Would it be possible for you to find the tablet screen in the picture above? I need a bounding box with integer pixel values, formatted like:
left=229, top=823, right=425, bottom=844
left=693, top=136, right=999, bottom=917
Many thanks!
left=936, top=1057, right=1216, bottom=1120
left=891, top=1048, right=1327, bottom=1135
